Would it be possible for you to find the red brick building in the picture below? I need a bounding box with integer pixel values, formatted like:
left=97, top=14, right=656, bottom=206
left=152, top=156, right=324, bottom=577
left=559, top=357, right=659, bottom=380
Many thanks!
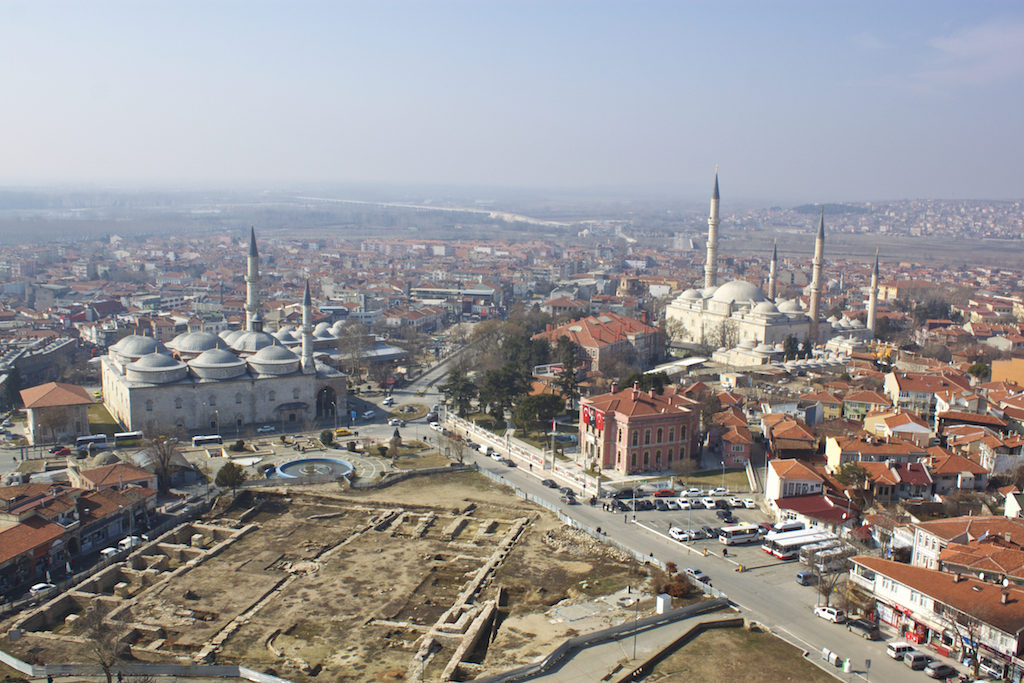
left=578, top=384, right=699, bottom=475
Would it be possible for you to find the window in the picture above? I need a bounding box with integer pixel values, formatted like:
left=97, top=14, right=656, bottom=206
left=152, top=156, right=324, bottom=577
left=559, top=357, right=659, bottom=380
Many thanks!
left=235, top=393, right=242, bottom=405
left=731, top=444, right=744, bottom=453
left=208, top=396, right=216, bottom=407
left=174, top=397, right=182, bottom=410
left=268, top=391, right=276, bottom=402
left=668, top=428, right=674, bottom=442
left=145, top=400, right=153, bottom=412
left=679, top=425, right=686, bottom=439
left=656, top=428, right=663, bottom=443
left=655, top=451, right=661, bottom=467
left=631, top=452, right=636, bottom=468
left=632, top=431, right=638, bottom=446
left=293, top=388, right=300, bottom=400
left=644, top=430, right=650, bottom=445
left=643, top=451, right=649, bottom=466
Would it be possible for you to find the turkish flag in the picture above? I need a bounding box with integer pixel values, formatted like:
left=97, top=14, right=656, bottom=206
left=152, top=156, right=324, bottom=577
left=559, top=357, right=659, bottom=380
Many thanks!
left=582, top=407, right=590, bottom=426
left=595, top=411, right=604, bottom=431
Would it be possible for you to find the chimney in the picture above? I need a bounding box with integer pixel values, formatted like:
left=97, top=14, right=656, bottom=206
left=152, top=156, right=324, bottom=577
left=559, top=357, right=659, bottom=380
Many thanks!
left=953, top=573, right=961, bottom=583
left=611, top=381, right=618, bottom=394
left=649, top=388, right=656, bottom=399
left=1006, top=532, right=1012, bottom=543
left=1002, top=591, right=1009, bottom=605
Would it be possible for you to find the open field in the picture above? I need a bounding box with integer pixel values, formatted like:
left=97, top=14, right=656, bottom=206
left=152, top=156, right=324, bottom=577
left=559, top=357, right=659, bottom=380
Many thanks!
left=648, top=626, right=836, bottom=682
left=1, top=470, right=647, bottom=682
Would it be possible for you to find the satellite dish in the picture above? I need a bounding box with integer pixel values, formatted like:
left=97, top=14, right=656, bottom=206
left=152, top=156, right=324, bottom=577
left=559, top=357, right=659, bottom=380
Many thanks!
left=1004, top=578, right=1010, bottom=587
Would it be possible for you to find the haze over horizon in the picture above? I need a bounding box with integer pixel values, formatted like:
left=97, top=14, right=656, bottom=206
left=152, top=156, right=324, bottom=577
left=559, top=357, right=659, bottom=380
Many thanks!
left=3, top=1, right=1023, bottom=204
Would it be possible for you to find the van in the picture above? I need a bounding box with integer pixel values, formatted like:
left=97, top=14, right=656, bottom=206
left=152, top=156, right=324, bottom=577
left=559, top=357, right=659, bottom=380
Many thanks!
left=886, top=642, right=914, bottom=660
left=903, top=651, right=932, bottom=670
left=118, top=536, right=143, bottom=551
left=795, top=570, right=817, bottom=586
left=772, top=521, right=804, bottom=534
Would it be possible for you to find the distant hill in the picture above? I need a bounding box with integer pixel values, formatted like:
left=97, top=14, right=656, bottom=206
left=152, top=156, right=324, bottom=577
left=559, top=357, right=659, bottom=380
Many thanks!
left=792, top=203, right=869, bottom=216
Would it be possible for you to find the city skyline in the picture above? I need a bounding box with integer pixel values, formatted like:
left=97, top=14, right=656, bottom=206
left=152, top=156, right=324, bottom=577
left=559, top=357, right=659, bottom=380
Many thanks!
left=2, top=1, right=1023, bottom=202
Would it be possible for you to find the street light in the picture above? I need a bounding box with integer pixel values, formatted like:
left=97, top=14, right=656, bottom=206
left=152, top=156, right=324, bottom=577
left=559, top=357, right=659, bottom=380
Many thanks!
left=331, top=401, right=337, bottom=431
left=721, top=458, right=726, bottom=489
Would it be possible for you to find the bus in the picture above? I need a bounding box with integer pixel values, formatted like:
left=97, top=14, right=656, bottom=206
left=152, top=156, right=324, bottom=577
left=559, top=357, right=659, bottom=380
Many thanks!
left=719, top=523, right=761, bottom=545
left=113, top=431, right=144, bottom=446
left=763, top=521, right=804, bottom=540
left=798, top=539, right=842, bottom=565
left=192, top=435, right=223, bottom=448
left=763, top=530, right=835, bottom=560
left=76, top=434, right=109, bottom=452
left=761, top=528, right=822, bottom=554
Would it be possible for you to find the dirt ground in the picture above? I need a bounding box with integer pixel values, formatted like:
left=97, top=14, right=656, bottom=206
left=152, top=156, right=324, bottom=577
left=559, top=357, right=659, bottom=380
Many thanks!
left=647, top=626, right=836, bottom=682
left=1, top=470, right=645, bottom=682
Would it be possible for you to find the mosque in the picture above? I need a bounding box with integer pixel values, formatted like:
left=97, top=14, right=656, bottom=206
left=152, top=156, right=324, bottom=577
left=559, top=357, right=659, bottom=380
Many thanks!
left=664, top=173, right=878, bottom=365
left=100, top=229, right=347, bottom=435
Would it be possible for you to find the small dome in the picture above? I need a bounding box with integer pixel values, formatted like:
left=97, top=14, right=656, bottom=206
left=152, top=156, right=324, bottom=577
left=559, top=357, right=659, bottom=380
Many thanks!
left=755, top=343, right=774, bottom=353
left=313, top=322, right=334, bottom=339
left=739, top=339, right=756, bottom=349
left=252, top=345, right=299, bottom=362
left=131, top=352, right=182, bottom=369
left=190, top=348, right=244, bottom=367
left=711, top=280, right=767, bottom=304
left=330, top=320, right=346, bottom=335
left=753, top=301, right=778, bottom=314
left=274, top=329, right=301, bottom=344
left=777, top=299, right=802, bottom=313
left=277, top=324, right=294, bottom=335
left=220, top=330, right=243, bottom=344
left=850, top=318, right=864, bottom=328
left=111, top=335, right=165, bottom=358
left=167, top=331, right=223, bottom=355
left=679, top=288, right=701, bottom=300
left=230, top=331, right=280, bottom=354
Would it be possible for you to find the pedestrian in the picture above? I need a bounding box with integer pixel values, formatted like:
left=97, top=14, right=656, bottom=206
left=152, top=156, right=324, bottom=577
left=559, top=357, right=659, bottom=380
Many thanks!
left=722, top=547, right=728, bottom=557
left=624, top=514, right=627, bottom=523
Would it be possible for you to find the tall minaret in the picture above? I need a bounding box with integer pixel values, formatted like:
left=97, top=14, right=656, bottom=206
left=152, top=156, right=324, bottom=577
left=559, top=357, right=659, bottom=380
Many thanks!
left=703, top=170, right=720, bottom=290
left=301, top=280, right=314, bottom=374
left=808, top=209, right=825, bottom=345
left=767, top=239, right=778, bottom=300
left=245, top=226, right=260, bottom=332
left=867, top=248, right=879, bottom=336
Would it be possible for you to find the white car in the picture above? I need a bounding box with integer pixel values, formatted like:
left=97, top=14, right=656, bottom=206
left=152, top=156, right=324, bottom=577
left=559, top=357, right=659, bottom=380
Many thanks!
left=743, top=498, right=757, bottom=509
left=684, top=567, right=711, bottom=584
left=257, top=424, right=276, bottom=433
left=429, top=422, right=442, bottom=432
left=665, top=500, right=679, bottom=511
left=729, top=497, right=744, bottom=508
left=814, top=606, right=846, bottom=623
left=687, top=488, right=702, bottom=496
left=702, top=498, right=716, bottom=510
left=382, top=396, right=394, bottom=406
left=678, top=499, right=692, bottom=510
left=712, top=487, right=729, bottom=496
left=669, top=525, right=687, bottom=541
left=388, top=418, right=405, bottom=427
left=29, top=582, right=56, bottom=596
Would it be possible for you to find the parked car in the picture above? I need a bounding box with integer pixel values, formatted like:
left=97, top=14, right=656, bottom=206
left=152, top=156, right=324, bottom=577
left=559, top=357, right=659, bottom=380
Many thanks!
left=52, top=446, right=71, bottom=456
left=684, top=567, right=711, bottom=585
left=118, top=536, right=143, bottom=551
left=654, top=499, right=668, bottom=511
left=429, top=422, right=442, bottom=431
left=100, top=547, right=119, bottom=559
left=665, top=500, right=679, bottom=511
left=700, top=525, right=715, bottom=539
left=686, top=488, right=702, bottom=496
left=652, top=488, right=676, bottom=498
left=501, top=458, right=516, bottom=468
left=728, top=497, right=744, bottom=508
left=678, top=499, right=692, bottom=510
left=541, top=479, right=558, bottom=488
left=847, top=618, right=881, bottom=640
left=714, top=499, right=730, bottom=510
left=361, top=410, right=376, bottom=419
left=712, top=487, right=729, bottom=495
left=743, top=498, right=757, bottom=509
left=257, top=424, right=276, bottom=433
left=334, top=427, right=353, bottom=436
left=382, top=396, right=394, bottom=406
left=813, top=606, right=846, bottom=623
left=636, top=499, right=654, bottom=511
left=29, top=582, right=56, bottom=596
left=387, top=418, right=405, bottom=426
left=923, top=661, right=958, bottom=679
left=489, top=452, right=503, bottom=461
left=613, top=500, right=630, bottom=512
left=669, top=526, right=688, bottom=541
left=701, top=498, right=716, bottom=509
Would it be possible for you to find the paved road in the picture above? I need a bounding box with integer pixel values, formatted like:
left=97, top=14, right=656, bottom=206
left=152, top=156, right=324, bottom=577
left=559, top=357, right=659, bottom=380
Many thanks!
left=463, top=445, right=947, bottom=683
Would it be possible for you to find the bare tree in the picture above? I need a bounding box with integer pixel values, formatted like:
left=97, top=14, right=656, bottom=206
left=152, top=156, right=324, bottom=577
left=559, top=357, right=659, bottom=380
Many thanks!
left=942, top=603, right=993, bottom=679
left=446, top=435, right=466, bottom=464
left=335, top=321, right=370, bottom=383
left=143, top=425, right=187, bottom=492
left=74, top=603, right=131, bottom=683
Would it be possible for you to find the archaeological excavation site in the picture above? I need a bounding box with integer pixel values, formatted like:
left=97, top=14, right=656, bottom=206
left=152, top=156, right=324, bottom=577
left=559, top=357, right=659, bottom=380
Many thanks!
left=0, top=471, right=644, bottom=682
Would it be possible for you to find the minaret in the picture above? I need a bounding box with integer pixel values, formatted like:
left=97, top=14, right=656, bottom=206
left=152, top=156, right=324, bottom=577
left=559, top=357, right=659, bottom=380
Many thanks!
left=703, top=170, right=720, bottom=290
left=808, top=209, right=825, bottom=345
left=867, top=248, right=879, bottom=336
left=301, top=280, right=314, bottom=374
left=245, top=227, right=260, bottom=332
left=767, top=239, right=778, bottom=300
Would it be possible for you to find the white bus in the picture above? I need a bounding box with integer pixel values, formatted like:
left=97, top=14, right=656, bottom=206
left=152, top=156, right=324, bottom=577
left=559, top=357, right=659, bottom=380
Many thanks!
left=798, top=539, right=842, bottom=565
left=113, top=431, right=144, bottom=445
left=192, top=434, right=223, bottom=448
left=719, top=523, right=761, bottom=545
left=761, top=528, right=822, bottom=554
left=763, top=530, right=835, bottom=560
left=76, top=434, right=109, bottom=452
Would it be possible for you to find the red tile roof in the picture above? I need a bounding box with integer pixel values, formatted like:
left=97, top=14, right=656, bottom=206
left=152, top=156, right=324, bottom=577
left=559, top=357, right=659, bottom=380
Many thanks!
left=19, top=382, right=93, bottom=409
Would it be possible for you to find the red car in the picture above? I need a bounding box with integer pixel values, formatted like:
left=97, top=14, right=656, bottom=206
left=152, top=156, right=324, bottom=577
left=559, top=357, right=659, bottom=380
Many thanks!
left=652, top=488, right=677, bottom=498
left=52, top=447, right=71, bottom=456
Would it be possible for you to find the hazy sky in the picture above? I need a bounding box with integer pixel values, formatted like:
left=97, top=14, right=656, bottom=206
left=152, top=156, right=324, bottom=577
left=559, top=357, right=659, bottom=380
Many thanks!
left=3, top=1, right=1023, bottom=202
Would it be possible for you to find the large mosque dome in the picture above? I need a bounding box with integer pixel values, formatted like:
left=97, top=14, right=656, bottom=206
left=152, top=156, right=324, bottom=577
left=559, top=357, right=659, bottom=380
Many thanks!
left=711, top=280, right=767, bottom=304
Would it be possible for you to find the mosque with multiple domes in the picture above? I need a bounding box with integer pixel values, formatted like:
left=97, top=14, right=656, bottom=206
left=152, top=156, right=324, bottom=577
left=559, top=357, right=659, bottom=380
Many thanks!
left=664, top=173, right=878, bottom=364
left=100, top=229, right=347, bottom=434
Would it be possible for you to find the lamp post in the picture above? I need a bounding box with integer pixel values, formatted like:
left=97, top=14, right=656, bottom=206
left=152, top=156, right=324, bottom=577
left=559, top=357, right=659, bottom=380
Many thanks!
left=721, top=458, right=726, bottom=489
left=331, top=401, right=337, bottom=431
left=214, top=409, right=219, bottom=437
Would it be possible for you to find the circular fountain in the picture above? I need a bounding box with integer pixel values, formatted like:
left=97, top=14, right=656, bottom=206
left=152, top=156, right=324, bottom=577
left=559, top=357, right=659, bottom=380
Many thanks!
left=269, top=457, right=354, bottom=479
